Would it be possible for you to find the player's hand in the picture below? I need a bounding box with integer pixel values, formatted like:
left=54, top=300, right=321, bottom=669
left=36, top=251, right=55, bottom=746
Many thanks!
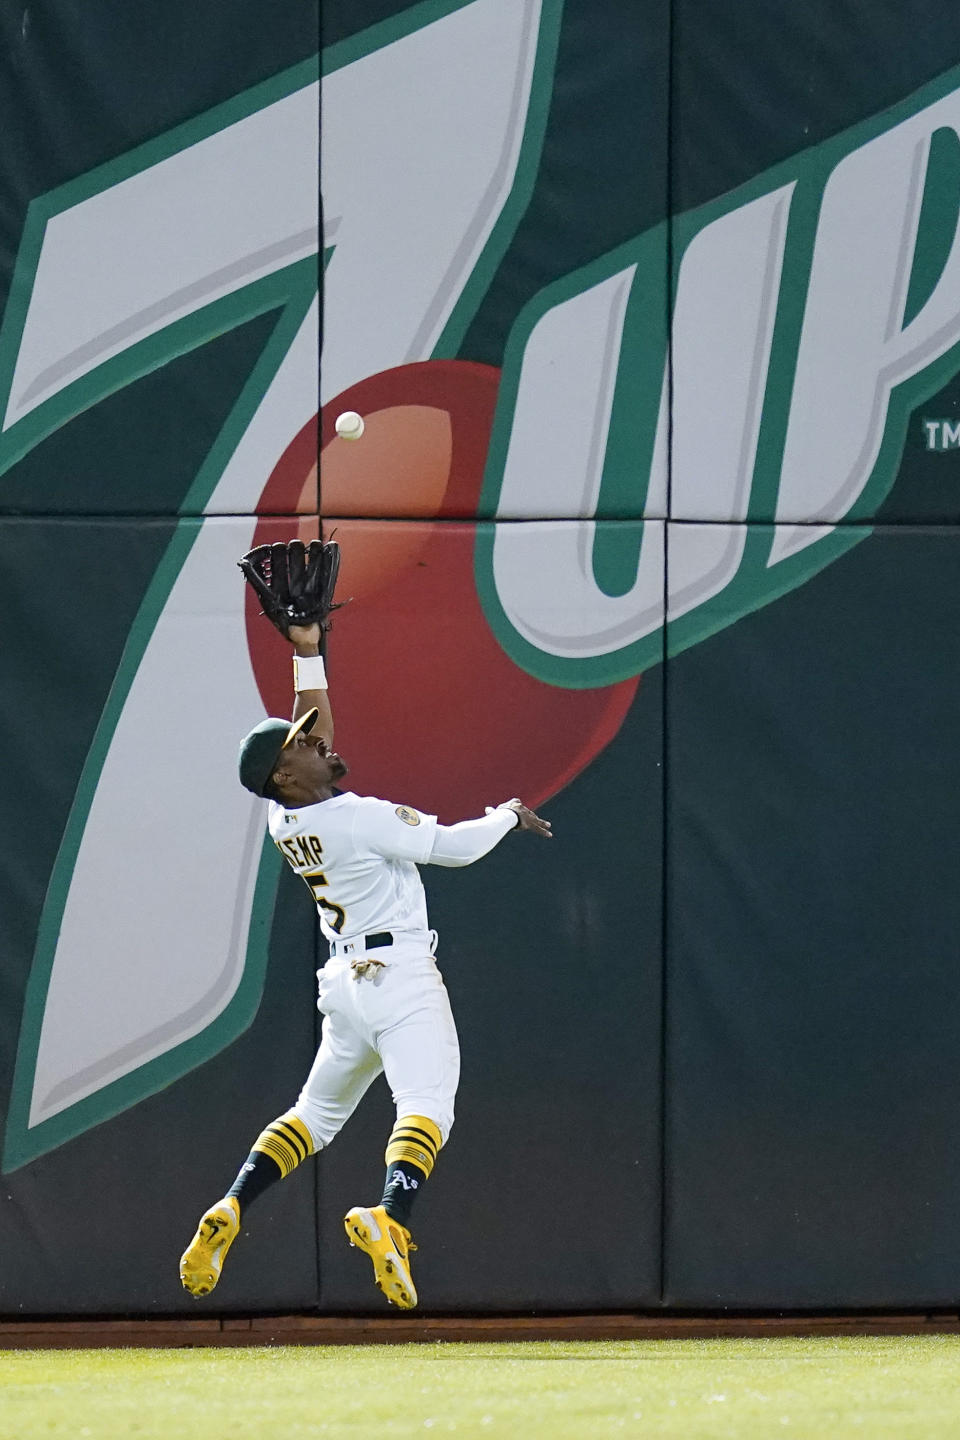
left=288, top=622, right=322, bottom=651
left=488, top=799, right=553, bottom=837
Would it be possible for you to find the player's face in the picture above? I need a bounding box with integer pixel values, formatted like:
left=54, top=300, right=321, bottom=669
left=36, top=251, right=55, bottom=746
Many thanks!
left=284, top=727, right=348, bottom=785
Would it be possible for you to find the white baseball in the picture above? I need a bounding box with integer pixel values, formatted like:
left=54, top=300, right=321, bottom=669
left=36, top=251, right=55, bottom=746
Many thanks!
left=335, top=410, right=364, bottom=441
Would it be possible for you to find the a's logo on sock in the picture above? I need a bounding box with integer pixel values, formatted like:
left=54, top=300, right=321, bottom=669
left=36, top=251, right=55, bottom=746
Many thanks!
left=386, top=1171, right=419, bottom=1191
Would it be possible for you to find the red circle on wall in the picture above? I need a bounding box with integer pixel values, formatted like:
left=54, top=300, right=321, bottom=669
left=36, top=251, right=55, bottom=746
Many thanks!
left=248, top=360, right=639, bottom=820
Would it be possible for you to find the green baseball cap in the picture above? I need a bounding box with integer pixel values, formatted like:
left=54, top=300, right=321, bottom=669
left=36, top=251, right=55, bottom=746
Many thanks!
left=238, top=708, right=319, bottom=796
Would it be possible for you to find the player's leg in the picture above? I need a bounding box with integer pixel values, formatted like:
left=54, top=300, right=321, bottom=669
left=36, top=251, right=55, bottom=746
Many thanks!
left=377, top=994, right=458, bottom=1226
left=180, top=999, right=381, bottom=1297
left=225, top=1012, right=382, bottom=1212
left=343, top=958, right=460, bottom=1309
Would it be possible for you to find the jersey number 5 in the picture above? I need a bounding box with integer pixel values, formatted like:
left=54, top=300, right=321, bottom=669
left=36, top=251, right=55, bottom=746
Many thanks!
left=301, top=869, right=347, bottom=935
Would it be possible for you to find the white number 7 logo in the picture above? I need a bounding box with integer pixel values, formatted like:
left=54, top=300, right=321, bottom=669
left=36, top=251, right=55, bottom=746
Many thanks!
left=2, top=0, right=562, bottom=1170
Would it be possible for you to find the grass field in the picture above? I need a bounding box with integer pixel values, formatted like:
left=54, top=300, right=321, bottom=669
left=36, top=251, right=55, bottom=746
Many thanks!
left=3, top=1336, right=960, bottom=1439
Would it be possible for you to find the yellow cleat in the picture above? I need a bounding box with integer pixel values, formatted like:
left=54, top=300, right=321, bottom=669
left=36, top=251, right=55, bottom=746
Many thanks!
left=179, top=1196, right=240, bottom=1297
left=344, top=1204, right=418, bottom=1310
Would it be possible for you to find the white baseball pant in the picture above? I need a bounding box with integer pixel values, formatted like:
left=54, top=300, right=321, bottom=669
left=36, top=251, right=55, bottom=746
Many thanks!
left=290, top=942, right=460, bottom=1150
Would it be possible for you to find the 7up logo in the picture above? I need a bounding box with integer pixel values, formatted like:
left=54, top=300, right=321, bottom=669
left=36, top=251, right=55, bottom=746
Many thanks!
left=475, top=65, right=960, bottom=685
left=4, top=0, right=960, bottom=1170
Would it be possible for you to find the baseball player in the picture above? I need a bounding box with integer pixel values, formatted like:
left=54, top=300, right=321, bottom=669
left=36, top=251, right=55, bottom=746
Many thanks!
left=179, top=605, right=551, bottom=1309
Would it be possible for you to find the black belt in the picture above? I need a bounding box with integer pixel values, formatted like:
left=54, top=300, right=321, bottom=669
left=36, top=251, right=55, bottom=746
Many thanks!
left=330, top=930, right=393, bottom=956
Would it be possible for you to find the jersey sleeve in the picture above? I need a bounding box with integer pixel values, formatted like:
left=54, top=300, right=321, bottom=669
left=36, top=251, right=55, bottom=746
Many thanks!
left=426, top=808, right=519, bottom=866
left=353, top=798, right=439, bottom=864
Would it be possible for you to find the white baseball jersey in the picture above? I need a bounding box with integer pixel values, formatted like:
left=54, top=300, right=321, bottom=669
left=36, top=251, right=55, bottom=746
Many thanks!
left=268, top=791, right=438, bottom=943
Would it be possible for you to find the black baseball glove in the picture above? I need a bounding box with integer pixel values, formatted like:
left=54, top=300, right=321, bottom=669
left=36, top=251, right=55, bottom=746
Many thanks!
left=238, top=539, right=343, bottom=637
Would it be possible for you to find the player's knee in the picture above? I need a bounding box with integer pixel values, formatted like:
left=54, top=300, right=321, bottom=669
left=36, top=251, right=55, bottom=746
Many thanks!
left=398, top=1102, right=454, bottom=1148
left=289, top=1100, right=335, bottom=1151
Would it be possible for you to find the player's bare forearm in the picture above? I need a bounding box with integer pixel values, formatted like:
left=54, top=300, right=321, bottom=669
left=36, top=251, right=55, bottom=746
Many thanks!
left=289, top=622, right=334, bottom=746
left=294, top=685, right=333, bottom=746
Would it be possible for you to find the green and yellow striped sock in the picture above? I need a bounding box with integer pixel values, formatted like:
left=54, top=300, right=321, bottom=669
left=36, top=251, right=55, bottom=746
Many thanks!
left=380, top=1114, right=442, bottom=1226
left=226, top=1111, right=315, bottom=1212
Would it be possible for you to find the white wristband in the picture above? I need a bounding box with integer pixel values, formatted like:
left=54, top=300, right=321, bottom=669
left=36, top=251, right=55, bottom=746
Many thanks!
left=485, top=805, right=521, bottom=829
left=293, top=653, right=327, bottom=691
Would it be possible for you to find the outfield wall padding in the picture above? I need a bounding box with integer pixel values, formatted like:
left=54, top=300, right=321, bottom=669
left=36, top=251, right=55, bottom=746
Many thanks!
left=1, top=0, right=960, bottom=1315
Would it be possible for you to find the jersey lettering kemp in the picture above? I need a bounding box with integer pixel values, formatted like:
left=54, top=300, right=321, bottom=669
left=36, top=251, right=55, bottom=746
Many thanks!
left=270, top=795, right=439, bottom=943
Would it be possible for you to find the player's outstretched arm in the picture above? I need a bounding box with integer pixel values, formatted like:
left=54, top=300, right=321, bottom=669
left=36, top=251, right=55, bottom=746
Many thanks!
left=427, top=799, right=552, bottom=868
left=288, top=622, right=334, bottom=749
